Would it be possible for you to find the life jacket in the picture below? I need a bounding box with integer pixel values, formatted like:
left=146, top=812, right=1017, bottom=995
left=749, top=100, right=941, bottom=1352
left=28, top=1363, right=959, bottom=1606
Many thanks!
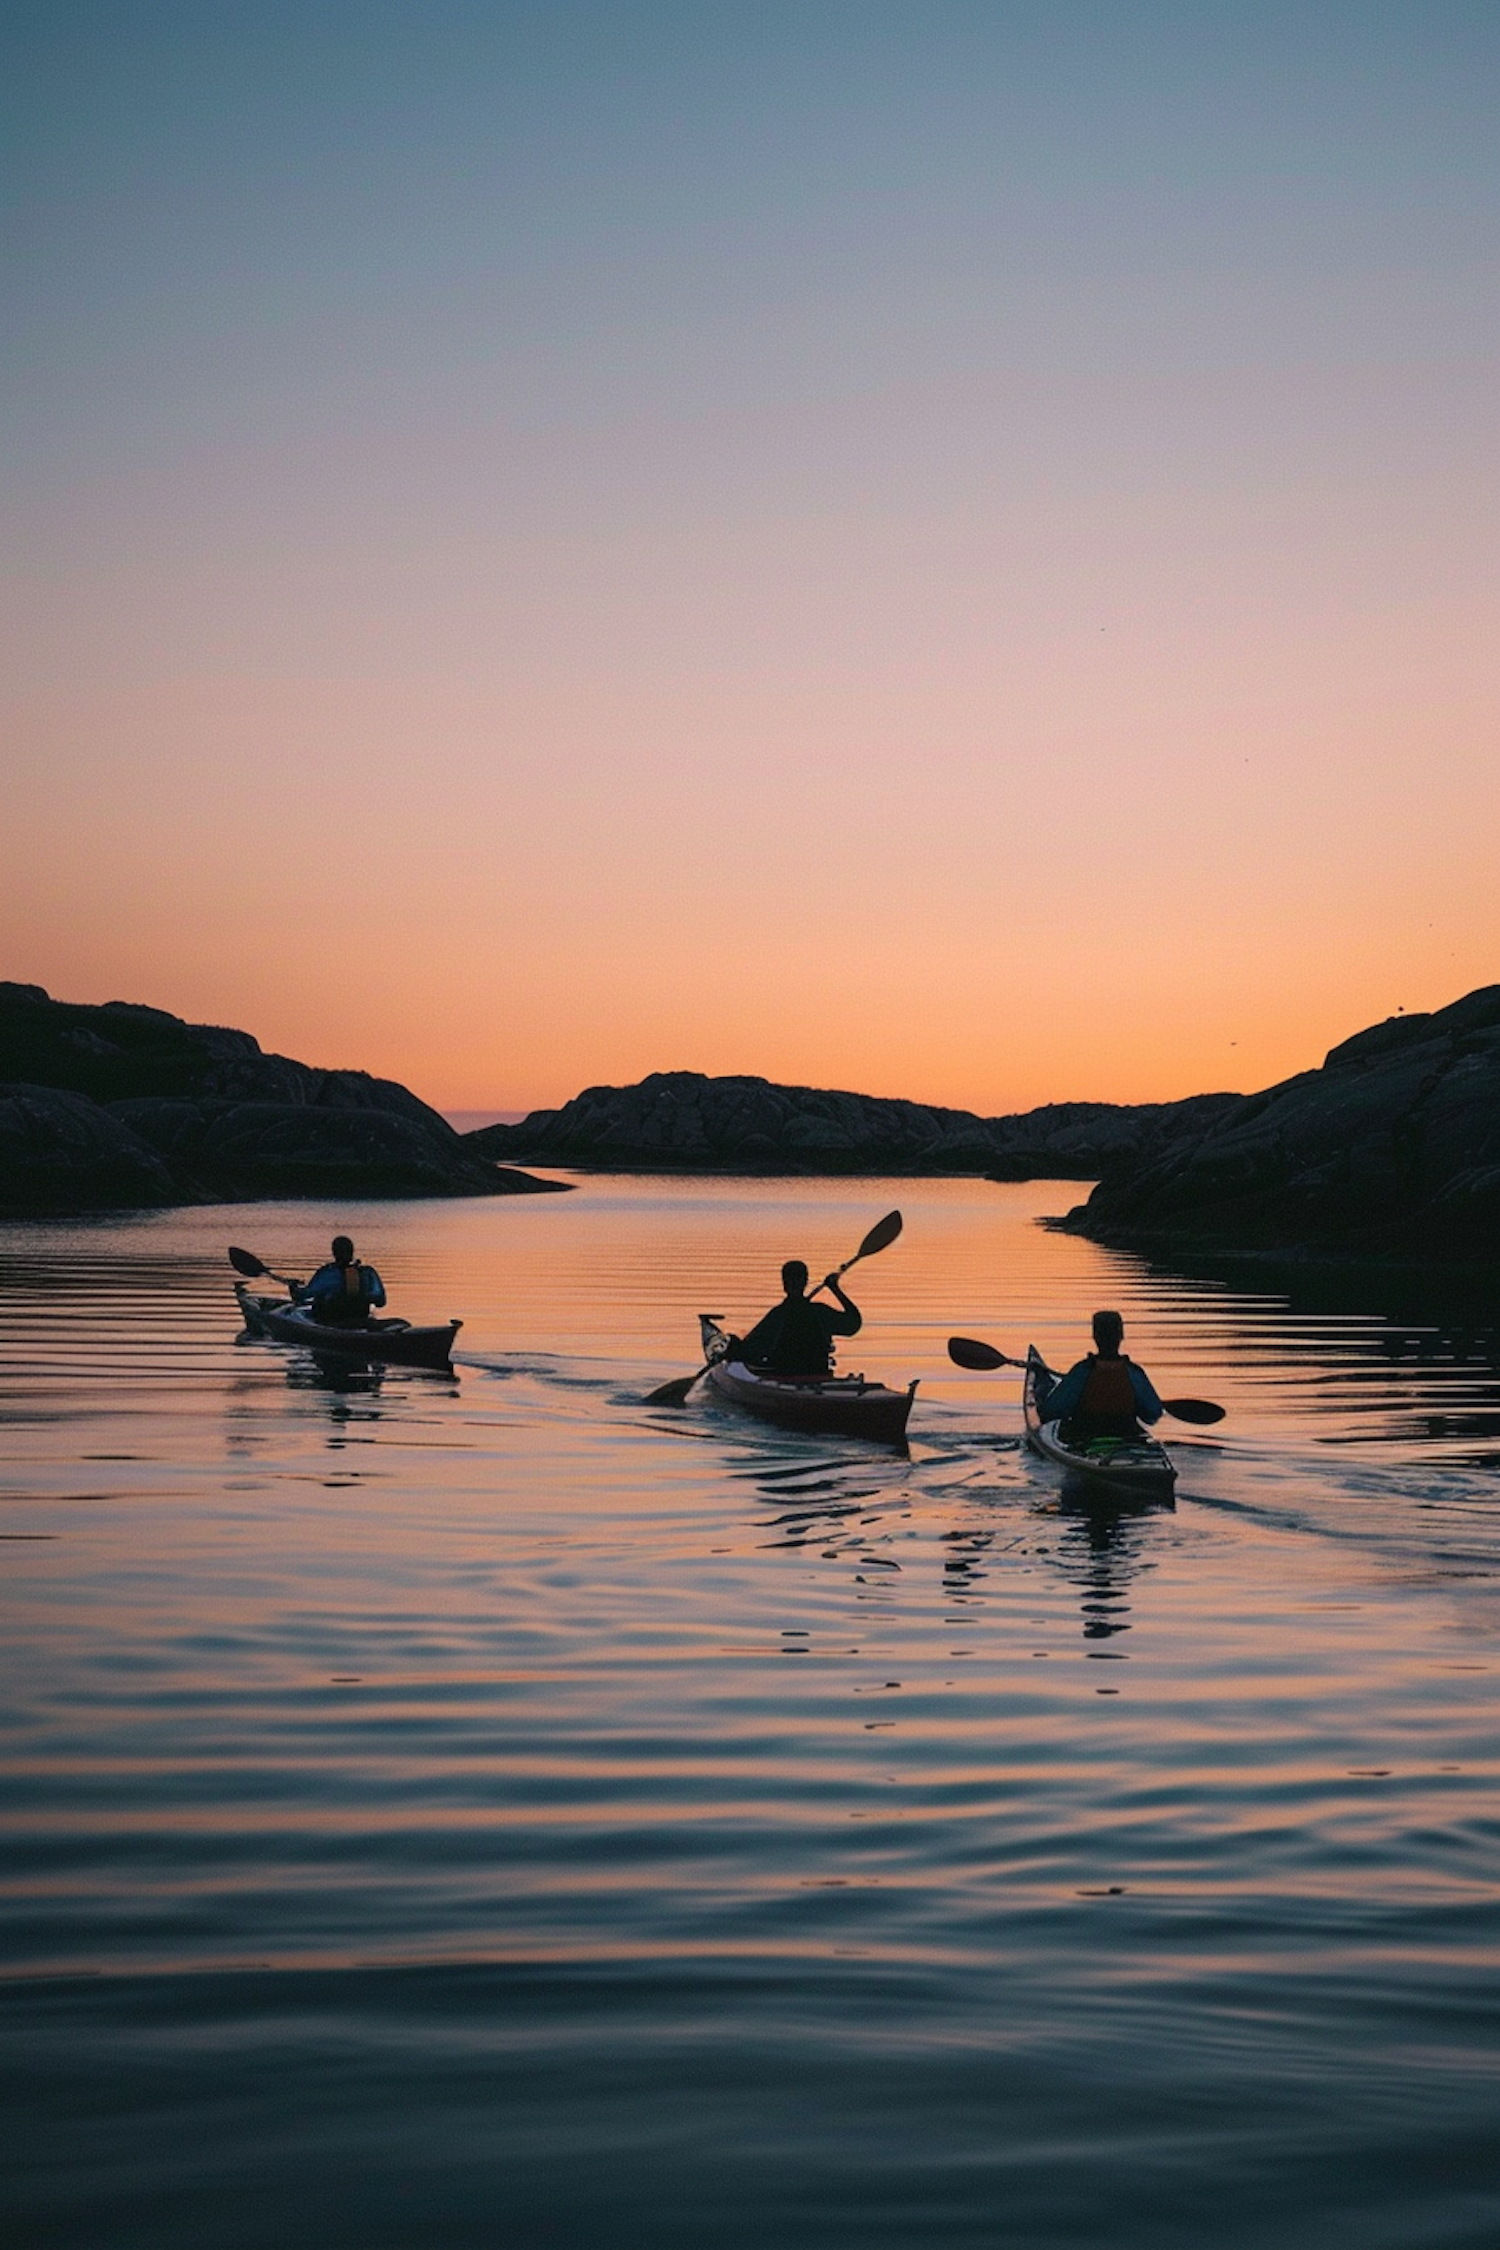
left=1078, top=1354, right=1139, bottom=1422
left=315, top=1261, right=370, bottom=1326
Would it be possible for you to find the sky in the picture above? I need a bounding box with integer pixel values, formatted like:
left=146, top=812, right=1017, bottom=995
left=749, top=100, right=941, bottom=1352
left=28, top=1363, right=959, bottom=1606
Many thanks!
left=2, top=1, right=1496, bottom=1116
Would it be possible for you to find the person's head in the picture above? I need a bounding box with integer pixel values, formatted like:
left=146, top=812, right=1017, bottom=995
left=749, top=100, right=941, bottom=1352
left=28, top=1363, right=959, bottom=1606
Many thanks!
left=781, top=1259, right=809, bottom=1297
left=331, top=1235, right=355, bottom=1267
left=1092, top=1308, right=1124, bottom=1355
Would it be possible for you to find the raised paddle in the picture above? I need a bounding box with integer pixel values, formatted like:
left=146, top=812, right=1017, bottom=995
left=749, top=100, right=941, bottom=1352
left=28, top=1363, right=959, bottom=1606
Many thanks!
left=228, top=1245, right=300, bottom=1289
left=645, top=1210, right=905, bottom=1407
left=807, top=1205, right=904, bottom=1295
left=946, top=1335, right=1226, bottom=1425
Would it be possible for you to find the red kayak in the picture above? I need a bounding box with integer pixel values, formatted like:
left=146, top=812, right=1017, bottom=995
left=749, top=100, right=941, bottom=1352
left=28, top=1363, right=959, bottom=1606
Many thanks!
left=697, top=1316, right=916, bottom=1444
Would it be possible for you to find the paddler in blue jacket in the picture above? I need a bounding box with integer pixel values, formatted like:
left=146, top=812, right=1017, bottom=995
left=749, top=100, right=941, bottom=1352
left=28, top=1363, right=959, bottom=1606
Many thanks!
left=1037, top=1310, right=1163, bottom=1439
left=740, top=1260, right=862, bottom=1378
left=294, top=1236, right=387, bottom=1328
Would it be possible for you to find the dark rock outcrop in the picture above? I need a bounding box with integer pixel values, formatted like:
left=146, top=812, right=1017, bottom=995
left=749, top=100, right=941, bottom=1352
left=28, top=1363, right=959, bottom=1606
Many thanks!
left=0, top=1084, right=182, bottom=1213
left=467, top=1070, right=1240, bottom=1178
left=1056, top=986, right=1500, bottom=1260
left=0, top=984, right=567, bottom=1214
left=982, top=1093, right=1244, bottom=1181
left=107, top=1098, right=556, bottom=1203
left=1, top=982, right=445, bottom=1123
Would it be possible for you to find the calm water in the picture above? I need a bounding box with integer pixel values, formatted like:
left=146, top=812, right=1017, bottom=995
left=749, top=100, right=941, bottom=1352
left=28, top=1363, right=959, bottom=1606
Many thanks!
left=3, top=1176, right=1498, bottom=2248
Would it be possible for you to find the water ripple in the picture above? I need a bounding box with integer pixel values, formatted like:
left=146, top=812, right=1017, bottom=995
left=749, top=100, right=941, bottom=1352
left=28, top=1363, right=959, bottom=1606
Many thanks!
left=2, top=1181, right=1499, bottom=2246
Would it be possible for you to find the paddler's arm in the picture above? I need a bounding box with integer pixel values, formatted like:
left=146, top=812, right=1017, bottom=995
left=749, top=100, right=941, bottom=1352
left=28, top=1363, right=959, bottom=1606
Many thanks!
left=1040, top=1360, right=1088, bottom=1420
left=1128, top=1362, right=1164, bottom=1425
left=363, top=1264, right=387, bottom=1309
left=293, top=1262, right=334, bottom=1305
left=817, top=1279, right=862, bottom=1337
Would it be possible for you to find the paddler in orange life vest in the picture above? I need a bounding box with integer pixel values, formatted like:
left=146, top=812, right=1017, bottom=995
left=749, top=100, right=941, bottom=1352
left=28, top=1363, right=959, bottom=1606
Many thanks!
left=1036, top=1310, right=1164, bottom=1440
left=293, top=1235, right=388, bottom=1329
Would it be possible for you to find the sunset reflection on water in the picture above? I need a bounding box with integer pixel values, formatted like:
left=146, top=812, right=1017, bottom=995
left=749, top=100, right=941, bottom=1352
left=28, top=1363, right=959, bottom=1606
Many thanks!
left=2, top=1177, right=1499, bottom=2247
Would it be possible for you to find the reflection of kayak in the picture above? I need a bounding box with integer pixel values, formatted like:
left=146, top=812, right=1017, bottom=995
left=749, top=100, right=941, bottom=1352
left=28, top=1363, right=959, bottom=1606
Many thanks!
left=1023, top=1344, right=1175, bottom=1498
left=697, top=1316, right=916, bottom=1444
left=235, top=1285, right=461, bottom=1371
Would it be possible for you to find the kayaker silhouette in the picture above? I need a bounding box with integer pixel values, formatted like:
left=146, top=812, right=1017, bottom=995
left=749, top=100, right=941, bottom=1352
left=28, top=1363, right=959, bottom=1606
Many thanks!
left=294, top=1236, right=388, bottom=1329
left=738, top=1259, right=862, bottom=1379
left=1035, top=1310, right=1164, bottom=1440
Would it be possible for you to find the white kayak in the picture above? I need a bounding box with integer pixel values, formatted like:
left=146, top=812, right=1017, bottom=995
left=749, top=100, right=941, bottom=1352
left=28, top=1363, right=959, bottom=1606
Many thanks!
left=1023, top=1344, right=1176, bottom=1499
left=235, top=1284, right=460, bottom=1370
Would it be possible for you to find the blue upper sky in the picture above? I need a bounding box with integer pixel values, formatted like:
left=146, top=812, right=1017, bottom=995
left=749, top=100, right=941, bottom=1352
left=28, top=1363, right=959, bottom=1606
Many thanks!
left=7, top=2, right=1495, bottom=449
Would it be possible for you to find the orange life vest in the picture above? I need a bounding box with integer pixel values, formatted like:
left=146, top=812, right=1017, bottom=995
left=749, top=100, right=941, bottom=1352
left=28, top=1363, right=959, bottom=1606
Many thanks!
left=315, top=1261, right=369, bottom=1326
left=1079, top=1355, right=1138, bottom=1419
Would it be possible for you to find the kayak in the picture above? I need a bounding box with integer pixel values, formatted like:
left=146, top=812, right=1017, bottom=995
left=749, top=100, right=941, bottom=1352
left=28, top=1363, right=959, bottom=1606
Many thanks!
left=1023, top=1344, right=1176, bottom=1499
left=697, top=1315, right=916, bottom=1444
left=235, top=1285, right=461, bottom=1371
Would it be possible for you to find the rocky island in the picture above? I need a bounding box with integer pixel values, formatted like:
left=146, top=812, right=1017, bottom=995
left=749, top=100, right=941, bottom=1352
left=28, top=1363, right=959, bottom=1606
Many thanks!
left=1052, top=985, right=1500, bottom=1261
left=469, top=985, right=1500, bottom=1264
left=467, top=1071, right=1238, bottom=1178
left=0, top=984, right=567, bottom=1214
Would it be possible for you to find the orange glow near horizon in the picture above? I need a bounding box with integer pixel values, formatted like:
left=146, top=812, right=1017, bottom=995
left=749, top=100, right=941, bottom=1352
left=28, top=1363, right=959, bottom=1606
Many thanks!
left=4, top=15, right=1496, bottom=1114
left=5, top=622, right=1494, bottom=1117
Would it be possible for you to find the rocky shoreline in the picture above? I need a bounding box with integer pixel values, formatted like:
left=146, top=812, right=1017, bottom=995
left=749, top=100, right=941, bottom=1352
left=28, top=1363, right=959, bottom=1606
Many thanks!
left=9, top=977, right=1497, bottom=1260
left=0, top=985, right=568, bottom=1215
left=1049, top=985, right=1500, bottom=1262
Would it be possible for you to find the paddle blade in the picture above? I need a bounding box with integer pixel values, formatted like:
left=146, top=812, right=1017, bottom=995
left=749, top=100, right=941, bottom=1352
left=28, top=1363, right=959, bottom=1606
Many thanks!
left=228, top=1245, right=269, bottom=1278
left=855, top=1209, right=903, bottom=1262
left=947, top=1336, right=1009, bottom=1371
left=644, top=1370, right=703, bottom=1407
left=1162, top=1396, right=1225, bottom=1425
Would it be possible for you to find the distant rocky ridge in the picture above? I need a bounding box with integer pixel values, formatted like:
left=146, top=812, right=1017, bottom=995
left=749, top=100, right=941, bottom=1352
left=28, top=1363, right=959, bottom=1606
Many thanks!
left=0, top=984, right=567, bottom=1214
left=16, top=975, right=1494, bottom=1258
left=1053, top=985, right=1500, bottom=1259
left=466, top=1071, right=1240, bottom=1178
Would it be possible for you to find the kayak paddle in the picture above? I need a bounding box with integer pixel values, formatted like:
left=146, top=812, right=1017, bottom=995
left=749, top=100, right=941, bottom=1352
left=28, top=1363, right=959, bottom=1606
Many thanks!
left=948, top=1336, right=1046, bottom=1375
left=645, top=1209, right=905, bottom=1406
left=642, top=1331, right=730, bottom=1408
left=946, top=1335, right=1225, bottom=1425
left=806, top=1206, right=903, bottom=1296
left=228, top=1245, right=300, bottom=1289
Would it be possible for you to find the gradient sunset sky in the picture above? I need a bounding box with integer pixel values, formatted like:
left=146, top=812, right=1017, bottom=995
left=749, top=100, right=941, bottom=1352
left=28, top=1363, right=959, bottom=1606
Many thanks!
left=4, top=3, right=1495, bottom=1114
